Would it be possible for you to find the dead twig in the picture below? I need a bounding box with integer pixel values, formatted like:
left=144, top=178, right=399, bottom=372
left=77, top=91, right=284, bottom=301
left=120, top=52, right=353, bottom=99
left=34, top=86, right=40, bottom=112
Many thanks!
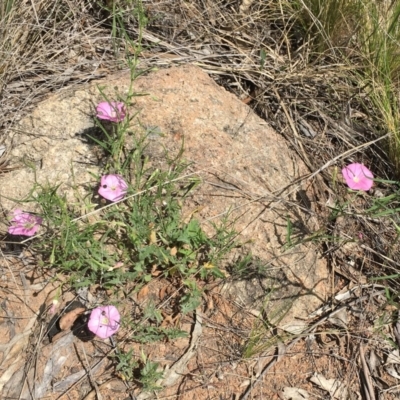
left=359, top=343, right=376, bottom=400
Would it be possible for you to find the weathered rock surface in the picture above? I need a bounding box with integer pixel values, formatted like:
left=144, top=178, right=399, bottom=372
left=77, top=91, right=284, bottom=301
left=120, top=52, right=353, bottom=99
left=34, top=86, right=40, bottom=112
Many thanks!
left=0, top=65, right=328, bottom=395
left=2, top=64, right=327, bottom=316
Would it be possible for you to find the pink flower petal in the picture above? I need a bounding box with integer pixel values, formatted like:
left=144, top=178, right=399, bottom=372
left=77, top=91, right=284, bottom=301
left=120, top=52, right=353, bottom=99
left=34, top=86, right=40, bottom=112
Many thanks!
left=49, top=299, right=59, bottom=315
left=98, top=174, right=128, bottom=202
left=11, top=209, right=24, bottom=222
left=88, top=305, right=120, bottom=339
left=8, top=224, right=40, bottom=236
left=341, top=163, right=374, bottom=191
left=96, top=101, right=126, bottom=122
left=8, top=210, right=42, bottom=236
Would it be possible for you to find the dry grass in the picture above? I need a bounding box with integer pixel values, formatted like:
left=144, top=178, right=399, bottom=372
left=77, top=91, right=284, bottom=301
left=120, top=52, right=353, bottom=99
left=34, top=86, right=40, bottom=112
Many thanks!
left=0, top=0, right=122, bottom=132
left=128, top=0, right=393, bottom=178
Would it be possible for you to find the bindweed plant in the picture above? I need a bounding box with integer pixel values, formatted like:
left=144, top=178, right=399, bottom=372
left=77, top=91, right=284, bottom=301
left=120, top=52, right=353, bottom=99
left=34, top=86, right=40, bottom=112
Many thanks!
left=2, top=88, right=247, bottom=387
left=282, top=163, right=400, bottom=305
left=1, top=1, right=249, bottom=375
left=11, top=93, right=239, bottom=321
left=115, top=348, right=138, bottom=381
left=284, top=163, right=400, bottom=249
left=8, top=209, right=42, bottom=236
left=136, top=353, right=163, bottom=391
left=88, top=305, right=121, bottom=339
left=115, top=348, right=164, bottom=391
left=341, top=163, right=374, bottom=192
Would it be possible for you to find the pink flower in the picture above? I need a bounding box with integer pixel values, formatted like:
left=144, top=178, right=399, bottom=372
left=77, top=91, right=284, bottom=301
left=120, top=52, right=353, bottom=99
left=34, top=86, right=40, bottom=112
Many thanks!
left=96, top=101, right=126, bottom=122
left=98, top=174, right=128, bottom=202
left=49, top=299, right=59, bottom=315
left=341, top=163, right=374, bottom=191
left=88, top=305, right=120, bottom=339
left=8, top=209, right=42, bottom=236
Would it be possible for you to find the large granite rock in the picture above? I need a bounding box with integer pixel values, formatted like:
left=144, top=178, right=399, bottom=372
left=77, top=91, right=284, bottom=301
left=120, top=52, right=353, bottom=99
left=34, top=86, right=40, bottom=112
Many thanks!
left=1, top=64, right=327, bottom=325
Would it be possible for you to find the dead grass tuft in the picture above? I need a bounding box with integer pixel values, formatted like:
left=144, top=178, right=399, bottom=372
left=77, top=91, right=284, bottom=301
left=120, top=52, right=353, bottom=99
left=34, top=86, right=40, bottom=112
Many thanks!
left=0, top=0, right=122, bottom=132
